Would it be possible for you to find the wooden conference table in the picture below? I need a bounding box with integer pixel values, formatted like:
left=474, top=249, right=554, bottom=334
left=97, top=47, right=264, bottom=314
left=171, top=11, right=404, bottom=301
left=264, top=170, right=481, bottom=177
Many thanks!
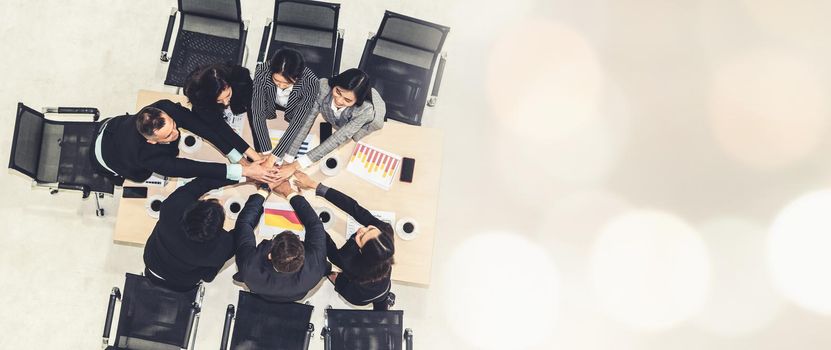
left=113, top=90, right=443, bottom=285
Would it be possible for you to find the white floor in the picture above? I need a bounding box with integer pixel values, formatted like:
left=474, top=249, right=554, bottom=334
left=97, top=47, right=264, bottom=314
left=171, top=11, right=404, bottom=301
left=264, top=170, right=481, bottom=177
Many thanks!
left=4, top=0, right=831, bottom=349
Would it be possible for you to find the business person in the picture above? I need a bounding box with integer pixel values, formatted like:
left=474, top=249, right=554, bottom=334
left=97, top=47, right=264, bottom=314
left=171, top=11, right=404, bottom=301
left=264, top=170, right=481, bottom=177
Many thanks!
left=293, top=171, right=396, bottom=310
left=275, top=69, right=385, bottom=182
left=232, top=180, right=329, bottom=302
left=143, top=177, right=240, bottom=291
left=183, top=63, right=266, bottom=164
left=250, top=48, right=320, bottom=156
left=90, top=99, right=277, bottom=184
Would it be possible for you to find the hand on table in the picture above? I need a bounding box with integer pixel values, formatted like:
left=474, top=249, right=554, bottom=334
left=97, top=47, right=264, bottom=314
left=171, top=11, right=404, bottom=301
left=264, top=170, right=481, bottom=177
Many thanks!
left=292, top=171, right=318, bottom=191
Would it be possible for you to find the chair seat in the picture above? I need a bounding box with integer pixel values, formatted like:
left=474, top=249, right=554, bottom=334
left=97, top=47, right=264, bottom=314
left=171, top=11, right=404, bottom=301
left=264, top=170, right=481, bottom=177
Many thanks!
left=165, top=30, right=241, bottom=86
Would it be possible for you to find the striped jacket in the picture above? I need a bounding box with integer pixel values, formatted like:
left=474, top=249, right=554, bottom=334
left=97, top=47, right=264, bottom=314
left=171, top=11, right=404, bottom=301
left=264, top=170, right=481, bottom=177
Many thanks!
left=250, top=64, right=319, bottom=153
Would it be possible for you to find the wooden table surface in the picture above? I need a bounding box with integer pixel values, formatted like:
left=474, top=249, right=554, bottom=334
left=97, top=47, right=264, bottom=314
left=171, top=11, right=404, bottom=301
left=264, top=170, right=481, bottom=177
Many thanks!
left=113, top=90, right=444, bottom=285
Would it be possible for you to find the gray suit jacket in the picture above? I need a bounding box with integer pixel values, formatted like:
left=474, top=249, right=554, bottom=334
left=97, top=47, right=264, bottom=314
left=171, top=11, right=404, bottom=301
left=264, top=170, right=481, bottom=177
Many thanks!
left=287, top=78, right=386, bottom=164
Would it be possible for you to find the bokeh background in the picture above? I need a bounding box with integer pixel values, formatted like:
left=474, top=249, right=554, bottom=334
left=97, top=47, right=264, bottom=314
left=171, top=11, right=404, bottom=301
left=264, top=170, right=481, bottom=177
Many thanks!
left=3, top=0, right=831, bottom=348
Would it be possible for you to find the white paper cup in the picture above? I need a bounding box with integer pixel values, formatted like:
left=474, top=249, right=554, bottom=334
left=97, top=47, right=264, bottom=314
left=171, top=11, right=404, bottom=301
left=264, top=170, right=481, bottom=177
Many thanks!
left=224, top=196, right=244, bottom=220
left=146, top=195, right=167, bottom=219
left=314, top=206, right=334, bottom=229
left=320, top=155, right=342, bottom=176
left=396, top=217, right=419, bottom=241
left=179, top=132, right=203, bottom=154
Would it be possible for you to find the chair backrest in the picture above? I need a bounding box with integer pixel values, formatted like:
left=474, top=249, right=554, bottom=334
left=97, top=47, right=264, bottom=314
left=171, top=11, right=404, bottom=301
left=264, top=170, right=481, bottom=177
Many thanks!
left=179, top=0, right=241, bottom=23
left=373, top=11, right=449, bottom=71
left=231, top=291, right=313, bottom=349
left=9, top=103, right=114, bottom=194
left=267, top=0, right=340, bottom=78
left=326, top=309, right=405, bottom=350
left=9, top=103, right=47, bottom=181
left=113, top=273, right=200, bottom=350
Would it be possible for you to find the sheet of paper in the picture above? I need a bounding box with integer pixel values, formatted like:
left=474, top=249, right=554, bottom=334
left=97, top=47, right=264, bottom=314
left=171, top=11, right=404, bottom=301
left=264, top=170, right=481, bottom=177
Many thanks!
left=259, top=201, right=306, bottom=241
left=345, top=210, right=396, bottom=239
left=176, top=177, right=222, bottom=196
left=346, top=142, right=402, bottom=190
left=269, top=129, right=314, bottom=156
left=223, top=110, right=245, bottom=136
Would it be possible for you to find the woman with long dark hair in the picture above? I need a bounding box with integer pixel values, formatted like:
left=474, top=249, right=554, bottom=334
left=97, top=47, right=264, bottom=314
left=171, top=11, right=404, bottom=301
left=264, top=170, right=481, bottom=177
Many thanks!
left=293, top=171, right=395, bottom=310
left=183, top=63, right=265, bottom=164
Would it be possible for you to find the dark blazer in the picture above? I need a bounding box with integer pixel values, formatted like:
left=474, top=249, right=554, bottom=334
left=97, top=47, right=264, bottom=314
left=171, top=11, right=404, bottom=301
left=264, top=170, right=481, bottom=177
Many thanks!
left=233, top=194, right=328, bottom=302
left=97, top=99, right=236, bottom=182
left=321, top=187, right=394, bottom=306
left=189, top=64, right=254, bottom=156
left=143, top=177, right=236, bottom=290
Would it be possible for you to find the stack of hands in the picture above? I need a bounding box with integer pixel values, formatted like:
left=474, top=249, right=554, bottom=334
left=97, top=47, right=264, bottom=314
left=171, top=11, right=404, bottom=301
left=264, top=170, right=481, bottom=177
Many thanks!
left=238, top=154, right=321, bottom=197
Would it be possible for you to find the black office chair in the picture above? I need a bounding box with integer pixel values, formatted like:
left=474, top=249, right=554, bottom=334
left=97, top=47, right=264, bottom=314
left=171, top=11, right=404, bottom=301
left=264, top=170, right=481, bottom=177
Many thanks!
left=321, top=309, right=413, bottom=350
left=102, top=273, right=205, bottom=350
left=256, top=0, right=343, bottom=78
left=219, top=291, right=315, bottom=350
left=8, top=103, right=115, bottom=216
left=358, top=11, right=450, bottom=125
left=160, top=0, right=249, bottom=87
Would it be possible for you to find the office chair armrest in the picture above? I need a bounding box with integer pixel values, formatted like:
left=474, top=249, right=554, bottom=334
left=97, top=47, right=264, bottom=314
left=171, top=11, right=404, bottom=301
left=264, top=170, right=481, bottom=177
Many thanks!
left=44, top=106, right=100, bottom=121
left=333, top=29, right=344, bottom=75
left=358, top=32, right=375, bottom=69
left=427, top=52, right=448, bottom=107
left=238, top=20, right=249, bottom=66
left=321, top=326, right=331, bottom=350
left=256, top=19, right=272, bottom=67
left=404, top=328, right=413, bottom=350
left=161, top=7, right=177, bottom=62
left=219, top=305, right=235, bottom=350
left=297, top=323, right=313, bottom=350
left=102, top=287, right=121, bottom=348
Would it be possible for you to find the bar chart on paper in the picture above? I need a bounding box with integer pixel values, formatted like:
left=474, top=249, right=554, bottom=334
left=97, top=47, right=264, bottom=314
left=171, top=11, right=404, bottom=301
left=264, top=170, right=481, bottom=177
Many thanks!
left=269, top=129, right=314, bottom=156
left=347, top=142, right=402, bottom=190
left=260, top=202, right=306, bottom=240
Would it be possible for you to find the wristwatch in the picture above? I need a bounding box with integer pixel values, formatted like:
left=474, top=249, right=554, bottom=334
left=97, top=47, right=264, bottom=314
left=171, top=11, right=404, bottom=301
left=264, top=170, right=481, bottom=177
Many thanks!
left=256, top=183, right=270, bottom=197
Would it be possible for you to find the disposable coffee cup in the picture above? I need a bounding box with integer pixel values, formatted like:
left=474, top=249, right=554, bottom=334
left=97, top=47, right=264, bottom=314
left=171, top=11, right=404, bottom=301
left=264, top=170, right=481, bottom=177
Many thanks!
left=320, top=155, right=342, bottom=176
left=146, top=195, right=167, bottom=219
left=224, top=197, right=244, bottom=220
left=314, top=206, right=334, bottom=229
left=396, top=217, right=419, bottom=241
left=179, top=132, right=202, bottom=154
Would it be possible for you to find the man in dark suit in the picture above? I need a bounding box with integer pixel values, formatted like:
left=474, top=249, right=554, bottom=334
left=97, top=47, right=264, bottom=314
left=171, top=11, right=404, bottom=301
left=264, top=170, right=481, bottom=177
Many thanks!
left=143, top=177, right=241, bottom=291
left=90, top=99, right=277, bottom=185
left=232, top=180, right=329, bottom=302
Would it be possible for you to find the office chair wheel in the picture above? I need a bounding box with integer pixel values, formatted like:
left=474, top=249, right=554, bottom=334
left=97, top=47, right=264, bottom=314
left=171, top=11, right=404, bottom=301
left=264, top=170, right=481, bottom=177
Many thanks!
left=96, top=209, right=105, bottom=216
left=98, top=193, right=104, bottom=198
left=50, top=189, right=58, bottom=195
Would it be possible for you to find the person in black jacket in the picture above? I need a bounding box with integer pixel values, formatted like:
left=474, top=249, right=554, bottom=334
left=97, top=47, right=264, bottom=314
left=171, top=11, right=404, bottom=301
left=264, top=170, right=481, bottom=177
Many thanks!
left=232, top=180, right=329, bottom=302
left=293, top=172, right=396, bottom=310
left=143, top=177, right=244, bottom=291
left=89, top=99, right=278, bottom=184
left=184, top=63, right=267, bottom=164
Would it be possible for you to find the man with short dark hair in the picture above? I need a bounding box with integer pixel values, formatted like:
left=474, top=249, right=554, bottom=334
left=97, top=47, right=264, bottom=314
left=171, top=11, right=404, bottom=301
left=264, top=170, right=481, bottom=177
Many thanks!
left=90, top=99, right=277, bottom=185
left=232, top=180, right=329, bottom=302
left=143, top=177, right=237, bottom=291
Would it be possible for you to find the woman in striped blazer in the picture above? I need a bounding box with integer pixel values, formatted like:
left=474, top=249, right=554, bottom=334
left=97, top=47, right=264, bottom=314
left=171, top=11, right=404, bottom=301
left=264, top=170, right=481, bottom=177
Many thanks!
left=275, top=68, right=386, bottom=182
left=250, top=49, right=320, bottom=158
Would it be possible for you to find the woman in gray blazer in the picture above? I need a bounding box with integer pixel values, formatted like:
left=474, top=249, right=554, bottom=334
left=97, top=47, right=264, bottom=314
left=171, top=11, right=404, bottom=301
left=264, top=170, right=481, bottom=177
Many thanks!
left=275, top=68, right=385, bottom=181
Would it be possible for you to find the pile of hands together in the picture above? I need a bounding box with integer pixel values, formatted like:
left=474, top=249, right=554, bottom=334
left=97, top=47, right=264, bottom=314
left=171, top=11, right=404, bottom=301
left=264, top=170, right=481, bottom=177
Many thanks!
left=239, top=154, right=318, bottom=196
